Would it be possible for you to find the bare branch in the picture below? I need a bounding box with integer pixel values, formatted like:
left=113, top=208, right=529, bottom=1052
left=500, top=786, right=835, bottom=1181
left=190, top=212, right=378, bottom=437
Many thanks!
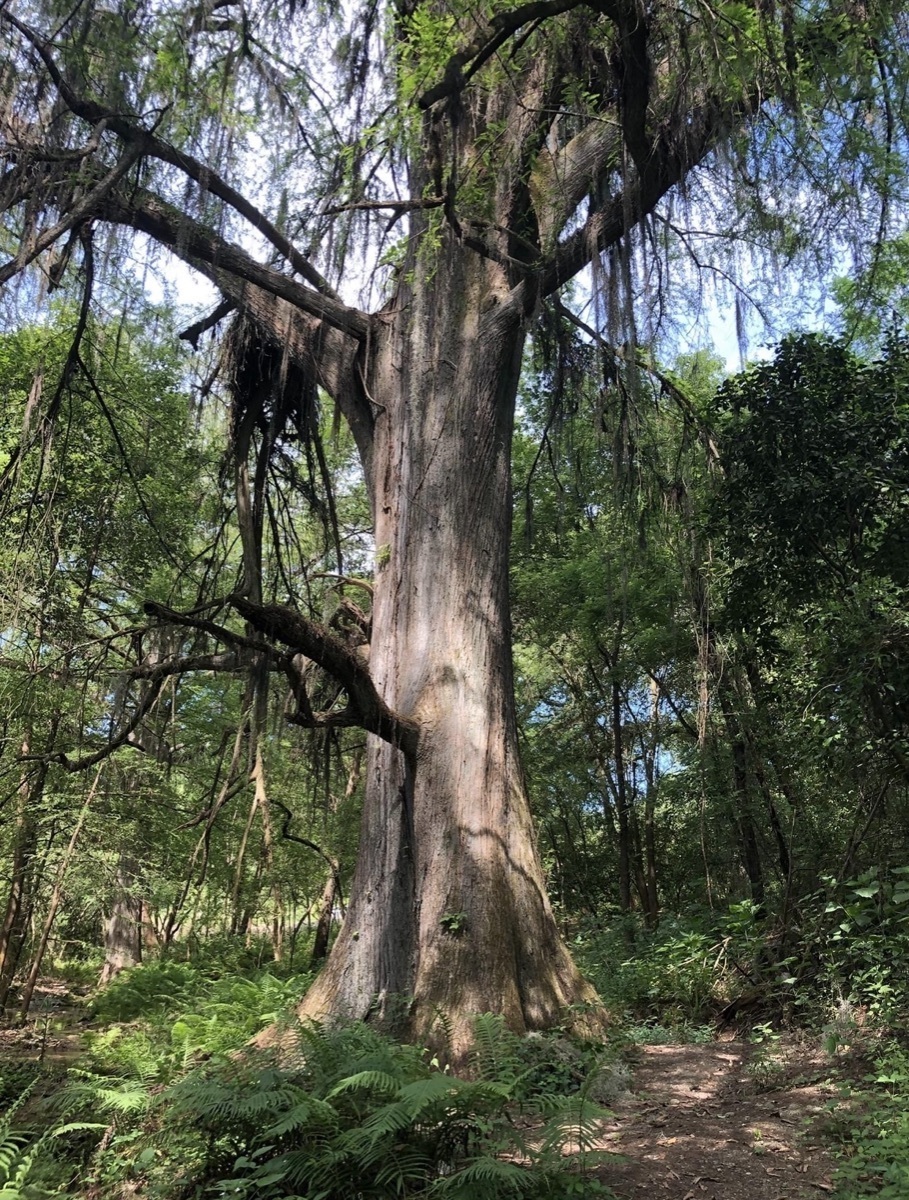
left=0, top=146, right=141, bottom=286
left=52, top=677, right=166, bottom=772
left=127, top=652, right=246, bottom=679
left=228, top=594, right=419, bottom=753
left=320, top=197, right=444, bottom=216
left=179, top=300, right=236, bottom=349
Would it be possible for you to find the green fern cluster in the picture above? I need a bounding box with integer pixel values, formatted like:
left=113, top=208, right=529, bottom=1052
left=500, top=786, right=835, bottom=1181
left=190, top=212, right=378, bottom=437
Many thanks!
left=91, top=959, right=312, bottom=1027
left=0, top=1079, right=103, bottom=1200
left=122, top=1018, right=618, bottom=1200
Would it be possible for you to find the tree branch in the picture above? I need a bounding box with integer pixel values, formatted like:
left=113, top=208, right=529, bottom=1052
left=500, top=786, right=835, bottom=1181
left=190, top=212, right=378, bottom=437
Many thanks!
left=96, top=187, right=369, bottom=341
left=1, top=9, right=345, bottom=304
left=179, top=299, right=236, bottom=349
left=228, top=594, right=419, bottom=753
left=540, top=97, right=750, bottom=294
left=52, top=676, right=166, bottom=772
left=418, top=0, right=590, bottom=110
left=0, top=143, right=141, bottom=286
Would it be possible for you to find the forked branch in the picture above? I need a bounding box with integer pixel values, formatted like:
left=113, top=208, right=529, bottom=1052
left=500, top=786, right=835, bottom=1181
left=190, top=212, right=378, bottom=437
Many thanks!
left=141, top=598, right=418, bottom=752
left=228, top=594, right=419, bottom=753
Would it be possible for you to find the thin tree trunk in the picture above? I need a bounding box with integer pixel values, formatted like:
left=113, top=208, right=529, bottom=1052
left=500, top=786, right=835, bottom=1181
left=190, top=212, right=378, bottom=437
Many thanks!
left=721, top=703, right=766, bottom=913
left=18, top=766, right=102, bottom=1021
left=611, top=679, right=632, bottom=913
left=308, top=864, right=340, bottom=968
left=640, top=677, right=661, bottom=927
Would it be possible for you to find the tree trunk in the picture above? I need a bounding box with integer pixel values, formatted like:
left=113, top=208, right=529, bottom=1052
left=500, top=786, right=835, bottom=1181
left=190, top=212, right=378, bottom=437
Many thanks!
left=99, top=851, right=142, bottom=986
left=722, top=703, right=766, bottom=914
left=611, top=679, right=633, bottom=915
left=0, top=745, right=45, bottom=1010
left=293, top=248, right=601, bottom=1057
left=20, top=767, right=100, bottom=1020
left=308, top=864, right=339, bottom=969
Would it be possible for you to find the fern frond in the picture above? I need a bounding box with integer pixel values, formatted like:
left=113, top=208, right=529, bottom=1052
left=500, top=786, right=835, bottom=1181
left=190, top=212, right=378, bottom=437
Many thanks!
left=262, top=1097, right=339, bottom=1138
left=398, top=1074, right=467, bottom=1110
left=472, top=1014, right=510, bottom=1081
left=48, top=1122, right=108, bottom=1137
left=537, top=1093, right=611, bottom=1156
left=373, top=1145, right=435, bottom=1190
left=433, top=1154, right=535, bottom=1196
left=325, top=1070, right=402, bottom=1099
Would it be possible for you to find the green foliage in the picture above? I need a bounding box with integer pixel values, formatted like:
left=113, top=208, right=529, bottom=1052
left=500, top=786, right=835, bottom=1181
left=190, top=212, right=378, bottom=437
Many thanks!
left=827, top=1044, right=909, bottom=1198
left=577, top=918, right=719, bottom=1024
left=746, top=1022, right=787, bottom=1088
left=0, top=1080, right=104, bottom=1200
left=84, top=961, right=314, bottom=1080
left=835, top=232, right=909, bottom=349
left=812, top=867, right=909, bottom=1034
left=77, top=1017, right=616, bottom=1200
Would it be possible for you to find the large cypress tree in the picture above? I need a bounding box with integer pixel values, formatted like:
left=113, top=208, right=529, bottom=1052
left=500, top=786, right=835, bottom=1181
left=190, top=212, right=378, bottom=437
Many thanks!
left=2, top=0, right=907, bottom=1054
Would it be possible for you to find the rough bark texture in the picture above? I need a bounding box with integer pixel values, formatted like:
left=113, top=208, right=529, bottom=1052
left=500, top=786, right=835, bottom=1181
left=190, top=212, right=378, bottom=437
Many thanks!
left=100, top=853, right=143, bottom=986
left=294, top=247, right=600, bottom=1056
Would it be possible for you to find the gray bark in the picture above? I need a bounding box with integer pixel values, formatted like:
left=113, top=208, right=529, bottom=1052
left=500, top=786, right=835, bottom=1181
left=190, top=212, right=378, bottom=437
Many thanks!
left=291, top=244, right=600, bottom=1057
left=99, top=852, right=142, bottom=986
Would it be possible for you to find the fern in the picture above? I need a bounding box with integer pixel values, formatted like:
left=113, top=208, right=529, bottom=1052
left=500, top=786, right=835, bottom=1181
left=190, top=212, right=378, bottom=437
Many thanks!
left=433, top=1155, right=538, bottom=1196
left=537, top=1092, right=611, bottom=1156
left=0, top=1079, right=105, bottom=1200
left=98, top=1015, right=619, bottom=1200
left=472, top=1013, right=524, bottom=1084
left=325, top=1069, right=402, bottom=1099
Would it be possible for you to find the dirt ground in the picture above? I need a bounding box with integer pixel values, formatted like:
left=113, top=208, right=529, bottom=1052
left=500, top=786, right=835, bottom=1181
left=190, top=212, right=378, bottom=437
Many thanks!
left=593, top=1039, right=844, bottom=1200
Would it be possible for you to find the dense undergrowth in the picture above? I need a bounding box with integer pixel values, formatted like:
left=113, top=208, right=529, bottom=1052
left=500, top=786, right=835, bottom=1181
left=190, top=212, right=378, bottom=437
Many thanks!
left=5, top=881, right=909, bottom=1200
left=1, top=942, right=622, bottom=1199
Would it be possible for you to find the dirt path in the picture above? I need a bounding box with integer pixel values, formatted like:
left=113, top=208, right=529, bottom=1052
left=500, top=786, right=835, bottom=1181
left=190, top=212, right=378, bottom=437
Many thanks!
left=595, top=1041, right=842, bottom=1200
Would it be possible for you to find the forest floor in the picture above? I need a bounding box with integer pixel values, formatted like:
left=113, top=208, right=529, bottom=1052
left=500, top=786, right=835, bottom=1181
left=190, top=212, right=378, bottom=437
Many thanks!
left=594, top=1038, right=850, bottom=1200
left=0, top=982, right=864, bottom=1200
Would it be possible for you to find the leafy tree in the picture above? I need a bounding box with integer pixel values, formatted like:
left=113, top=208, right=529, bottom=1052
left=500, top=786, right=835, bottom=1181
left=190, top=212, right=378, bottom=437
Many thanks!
left=2, top=0, right=908, bottom=1053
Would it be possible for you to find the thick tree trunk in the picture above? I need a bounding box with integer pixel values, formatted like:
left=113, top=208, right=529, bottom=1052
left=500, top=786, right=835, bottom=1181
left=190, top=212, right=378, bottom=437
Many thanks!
left=294, top=248, right=601, bottom=1057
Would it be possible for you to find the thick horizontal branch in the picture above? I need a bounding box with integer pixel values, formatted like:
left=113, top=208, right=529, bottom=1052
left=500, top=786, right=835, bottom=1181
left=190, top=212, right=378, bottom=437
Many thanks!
left=228, top=594, right=419, bottom=753
left=179, top=299, right=236, bottom=349
left=142, top=600, right=283, bottom=661
left=2, top=10, right=345, bottom=306
left=540, top=96, right=750, bottom=295
left=99, top=188, right=369, bottom=341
